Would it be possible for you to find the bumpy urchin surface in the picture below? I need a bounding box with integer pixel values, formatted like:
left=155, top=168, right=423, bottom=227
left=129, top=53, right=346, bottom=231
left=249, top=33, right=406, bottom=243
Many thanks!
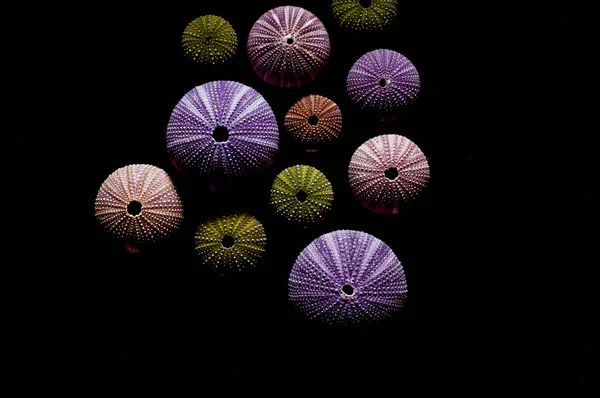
left=348, top=134, right=429, bottom=214
left=194, top=213, right=266, bottom=271
left=182, top=15, right=238, bottom=65
left=284, top=95, right=342, bottom=151
left=332, top=0, right=398, bottom=31
left=247, top=6, right=330, bottom=88
left=94, top=164, right=184, bottom=247
left=270, top=165, right=334, bottom=225
left=346, top=49, right=420, bottom=114
left=288, top=229, right=407, bottom=324
left=166, top=80, right=279, bottom=177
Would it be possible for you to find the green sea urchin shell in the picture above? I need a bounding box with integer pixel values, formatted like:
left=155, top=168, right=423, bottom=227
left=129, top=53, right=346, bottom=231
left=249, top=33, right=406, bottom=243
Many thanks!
left=332, top=0, right=398, bottom=31
left=182, top=15, right=238, bottom=65
left=194, top=213, right=266, bottom=271
left=270, top=165, right=334, bottom=225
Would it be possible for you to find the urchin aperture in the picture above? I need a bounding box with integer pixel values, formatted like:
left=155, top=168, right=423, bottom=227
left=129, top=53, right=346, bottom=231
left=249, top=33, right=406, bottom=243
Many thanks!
left=348, top=134, right=430, bottom=214
left=166, top=80, right=279, bottom=177
left=332, top=0, right=398, bottom=31
left=270, top=165, right=334, bottom=225
left=247, top=6, right=330, bottom=88
left=194, top=213, right=267, bottom=271
left=288, top=229, right=407, bottom=324
left=346, top=49, right=420, bottom=117
left=284, top=95, right=342, bottom=151
left=182, top=15, right=238, bottom=65
left=94, top=164, right=184, bottom=252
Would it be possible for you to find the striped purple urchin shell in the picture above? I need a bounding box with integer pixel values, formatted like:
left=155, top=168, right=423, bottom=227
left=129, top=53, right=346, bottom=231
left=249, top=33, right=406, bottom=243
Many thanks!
left=288, top=230, right=407, bottom=324
left=349, top=134, right=430, bottom=214
left=166, top=80, right=279, bottom=177
left=94, top=164, right=184, bottom=252
left=247, top=6, right=330, bottom=88
left=346, top=49, right=420, bottom=115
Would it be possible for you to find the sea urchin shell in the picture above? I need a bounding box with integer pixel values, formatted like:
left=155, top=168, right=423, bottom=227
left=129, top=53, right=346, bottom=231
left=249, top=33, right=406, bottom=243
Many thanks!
left=348, top=134, right=429, bottom=214
left=288, top=229, right=408, bottom=324
left=332, top=0, right=399, bottom=31
left=94, top=164, right=184, bottom=252
left=182, top=15, right=238, bottom=65
left=270, top=165, right=334, bottom=225
left=346, top=49, right=420, bottom=117
left=284, top=95, right=342, bottom=151
left=194, top=213, right=266, bottom=271
left=166, top=80, right=279, bottom=178
left=247, top=6, right=330, bottom=88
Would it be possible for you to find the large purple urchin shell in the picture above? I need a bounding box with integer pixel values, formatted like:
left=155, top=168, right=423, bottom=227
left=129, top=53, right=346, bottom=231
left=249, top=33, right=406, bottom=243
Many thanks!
left=94, top=164, right=184, bottom=253
left=247, top=6, right=330, bottom=88
left=349, top=134, right=430, bottom=215
left=346, top=49, right=420, bottom=117
left=166, top=80, right=279, bottom=177
left=288, top=230, right=407, bottom=324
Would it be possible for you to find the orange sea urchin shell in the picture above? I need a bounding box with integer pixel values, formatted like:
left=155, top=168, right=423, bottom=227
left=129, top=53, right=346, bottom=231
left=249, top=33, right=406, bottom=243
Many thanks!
left=284, top=95, right=342, bottom=151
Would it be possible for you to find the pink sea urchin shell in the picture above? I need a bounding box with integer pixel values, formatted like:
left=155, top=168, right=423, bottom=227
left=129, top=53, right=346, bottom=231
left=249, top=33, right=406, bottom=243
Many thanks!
left=348, top=134, right=429, bottom=214
left=94, top=164, right=184, bottom=252
left=247, top=6, right=330, bottom=88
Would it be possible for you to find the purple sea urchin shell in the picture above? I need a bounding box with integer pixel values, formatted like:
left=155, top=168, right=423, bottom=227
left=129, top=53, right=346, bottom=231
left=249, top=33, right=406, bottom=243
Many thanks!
left=346, top=49, right=420, bottom=116
left=94, top=164, right=184, bottom=252
left=348, top=134, right=430, bottom=214
left=166, top=81, right=279, bottom=177
left=288, top=230, right=407, bottom=324
left=247, top=6, right=330, bottom=88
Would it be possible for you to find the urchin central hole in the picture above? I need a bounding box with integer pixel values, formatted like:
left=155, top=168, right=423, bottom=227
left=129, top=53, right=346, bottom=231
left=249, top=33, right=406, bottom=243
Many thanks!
left=384, top=167, right=399, bottom=180
left=307, top=115, right=319, bottom=126
left=204, top=36, right=213, bottom=44
left=127, top=200, right=142, bottom=216
left=379, top=78, right=388, bottom=87
left=286, top=37, right=294, bottom=45
left=342, top=284, right=354, bottom=295
left=296, top=191, right=308, bottom=202
left=360, top=0, right=372, bottom=7
left=222, top=235, right=235, bottom=248
left=213, top=126, right=229, bottom=142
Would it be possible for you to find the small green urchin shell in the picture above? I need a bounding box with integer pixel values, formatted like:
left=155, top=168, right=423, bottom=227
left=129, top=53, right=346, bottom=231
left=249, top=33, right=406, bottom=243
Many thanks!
left=270, top=165, right=334, bottom=225
left=182, top=15, right=238, bottom=65
left=194, top=213, right=266, bottom=271
left=332, top=0, right=398, bottom=31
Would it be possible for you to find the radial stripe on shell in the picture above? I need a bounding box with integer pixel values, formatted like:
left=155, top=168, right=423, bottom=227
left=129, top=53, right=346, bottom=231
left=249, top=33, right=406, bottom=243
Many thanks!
left=247, top=6, right=330, bottom=88
left=349, top=134, right=429, bottom=214
left=332, top=0, right=398, bottom=31
left=94, top=164, right=184, bottom=250
left=194, top=213, right=266, bottom=271
left=166, top=80, right=279, bottom=177
left=182, top=15, right=238, bottom=65
left=288, top=229, right=407, bottom=324
left=270, top=165, right=334, bottom=225
left=346, top=49, right=420, bottom=114
left=284, top=95, right=342, bottom=151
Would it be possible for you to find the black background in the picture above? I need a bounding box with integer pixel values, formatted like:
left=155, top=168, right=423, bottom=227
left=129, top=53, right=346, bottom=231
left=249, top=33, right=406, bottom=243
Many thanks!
left=61, top=0, right=585, bottom=387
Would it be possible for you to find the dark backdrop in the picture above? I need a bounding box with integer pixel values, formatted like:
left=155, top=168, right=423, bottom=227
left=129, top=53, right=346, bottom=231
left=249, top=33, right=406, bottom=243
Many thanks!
left=83, top=0, right=441, bottom=383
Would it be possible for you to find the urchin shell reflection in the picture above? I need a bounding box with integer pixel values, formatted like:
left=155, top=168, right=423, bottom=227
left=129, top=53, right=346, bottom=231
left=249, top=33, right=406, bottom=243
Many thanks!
left=182, top=15, right=238, bottom=65
left=270, top=165, right=334, bottom=225
left=284, top=95, right=342, bottom=151
left=349, top=134, right=429, bottom=214
left=194, top=213, right=266, bottom=271
left=166, top=80, right=279, bottom=177
left=288, top=230, right=407, bottom=324
left=247, top=6, right=330, bottom=88
left=332, top=0, right=398, bottom=31
left=346, top=49, right=420, bottom=115
left=94, top=164, right=184, bottom=251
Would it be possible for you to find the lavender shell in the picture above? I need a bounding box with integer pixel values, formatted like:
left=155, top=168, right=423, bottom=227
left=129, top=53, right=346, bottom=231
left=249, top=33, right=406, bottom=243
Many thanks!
left=166, top=80, right=279, bottom=177
left=346, top=49, right=420, bottom=116
left=288, top=230, right=407, bottom=324
left=247, top=6, right=330, bottom=88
